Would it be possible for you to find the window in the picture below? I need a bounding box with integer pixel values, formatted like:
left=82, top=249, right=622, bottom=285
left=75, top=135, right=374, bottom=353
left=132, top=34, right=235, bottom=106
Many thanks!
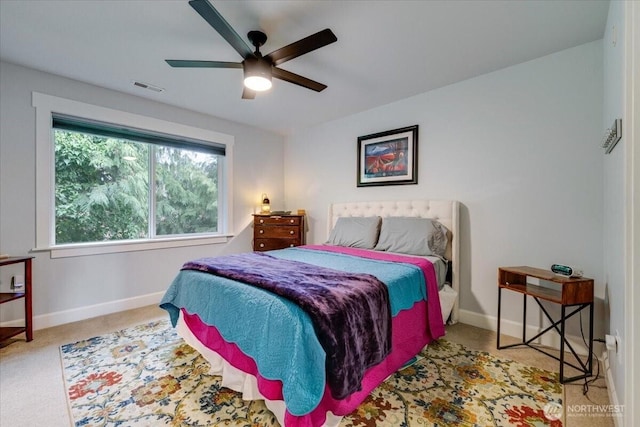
left=53, top=114, right=224, bottom=244
left=33, top=93, right=234, bottom=257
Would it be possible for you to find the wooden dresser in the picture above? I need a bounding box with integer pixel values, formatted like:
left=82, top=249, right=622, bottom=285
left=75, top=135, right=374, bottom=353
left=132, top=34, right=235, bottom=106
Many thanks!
left=253, top=214, right=306, bottom=251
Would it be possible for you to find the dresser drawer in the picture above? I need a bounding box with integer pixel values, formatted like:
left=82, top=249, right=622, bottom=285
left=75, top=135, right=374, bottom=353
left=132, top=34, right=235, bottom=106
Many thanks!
left=255, top=225, right=300, bottom=239
left=254, top=238, right=300, bottom=251
left=254, top=216, right=301, bottom=226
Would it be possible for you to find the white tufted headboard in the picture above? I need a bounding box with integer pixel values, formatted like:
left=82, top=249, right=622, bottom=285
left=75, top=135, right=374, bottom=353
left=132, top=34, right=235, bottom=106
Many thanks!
left=328, top=199, right=460, bottom=323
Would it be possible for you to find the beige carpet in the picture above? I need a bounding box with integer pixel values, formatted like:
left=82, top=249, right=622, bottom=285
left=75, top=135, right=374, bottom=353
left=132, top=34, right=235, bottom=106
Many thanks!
left=0, top=305, right=614, bottom=427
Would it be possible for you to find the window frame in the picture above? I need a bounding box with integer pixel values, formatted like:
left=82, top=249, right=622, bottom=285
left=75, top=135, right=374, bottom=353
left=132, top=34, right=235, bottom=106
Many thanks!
left=33, top=92, right=234, bottom=258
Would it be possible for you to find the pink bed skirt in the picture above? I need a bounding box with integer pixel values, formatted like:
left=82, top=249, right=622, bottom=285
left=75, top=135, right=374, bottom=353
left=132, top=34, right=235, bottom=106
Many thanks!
left=181, top=299, right=434, bottom=427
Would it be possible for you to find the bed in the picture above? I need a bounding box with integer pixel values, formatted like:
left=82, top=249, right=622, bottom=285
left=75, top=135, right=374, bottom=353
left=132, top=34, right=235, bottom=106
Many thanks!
left=160, top=199, right=460, bottom=427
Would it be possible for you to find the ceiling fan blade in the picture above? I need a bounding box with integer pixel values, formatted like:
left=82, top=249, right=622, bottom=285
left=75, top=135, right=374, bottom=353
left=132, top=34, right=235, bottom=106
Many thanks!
left=272, top=67, right=327, bottom=92
left=266, top=29, right=337, bottom=66
left=242, top=87, right=256, bottom=99
left=188, top=0, right=253, bottom=59
left=165, top=60, right=243, bottom=68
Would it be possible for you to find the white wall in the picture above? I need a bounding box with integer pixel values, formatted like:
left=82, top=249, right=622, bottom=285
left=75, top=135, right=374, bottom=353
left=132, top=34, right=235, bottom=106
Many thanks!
left=602, top=0, right=632, bottom=420
left=285, top=41, right=604, bottom=340
left=0, top=61, right=285, bottom=327
left=622, top=3, right=640, bottom=422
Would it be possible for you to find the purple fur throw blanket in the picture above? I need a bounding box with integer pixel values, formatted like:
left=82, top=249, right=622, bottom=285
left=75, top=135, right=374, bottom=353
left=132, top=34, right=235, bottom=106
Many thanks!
left=181, top=252, right=392, bottom=399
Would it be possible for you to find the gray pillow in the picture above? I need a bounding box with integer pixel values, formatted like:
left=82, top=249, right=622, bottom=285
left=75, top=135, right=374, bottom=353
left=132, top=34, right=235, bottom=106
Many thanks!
left=326, top=216, right=382, bottom=249
left=374, top=217, right=449, bottom=257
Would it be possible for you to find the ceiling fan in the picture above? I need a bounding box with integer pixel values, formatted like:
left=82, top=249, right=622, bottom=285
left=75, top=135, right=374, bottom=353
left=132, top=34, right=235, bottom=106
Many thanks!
left=166, top=0, right=338, bottom=99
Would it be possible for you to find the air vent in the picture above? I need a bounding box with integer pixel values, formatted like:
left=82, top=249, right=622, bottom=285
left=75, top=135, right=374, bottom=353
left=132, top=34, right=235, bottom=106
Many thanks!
left=602, top=118, right=622, bottom=154
left=132, top=81, right=165, bottom=93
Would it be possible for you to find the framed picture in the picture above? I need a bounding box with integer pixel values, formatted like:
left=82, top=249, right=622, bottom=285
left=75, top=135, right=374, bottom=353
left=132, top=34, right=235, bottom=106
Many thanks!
left=357, top=125, right=418, bottom=187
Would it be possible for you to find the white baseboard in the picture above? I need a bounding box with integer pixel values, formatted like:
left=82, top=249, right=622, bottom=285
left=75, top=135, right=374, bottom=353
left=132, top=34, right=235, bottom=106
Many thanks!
left=458, top=308, right=599, bottom=356
left=602, top=350, right=623, bottom=427
left=0, top=291, right=165, bottom=331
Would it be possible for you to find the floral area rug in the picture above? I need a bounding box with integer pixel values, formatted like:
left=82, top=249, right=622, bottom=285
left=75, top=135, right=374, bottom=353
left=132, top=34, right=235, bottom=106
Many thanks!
left=61, top=319, right=563, bottom=426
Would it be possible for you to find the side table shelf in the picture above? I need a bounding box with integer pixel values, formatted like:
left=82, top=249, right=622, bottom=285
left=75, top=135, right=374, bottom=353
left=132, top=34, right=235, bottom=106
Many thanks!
left=497, top=266, right=593, bottom=383
left=0, top=256, right=34, bottom=342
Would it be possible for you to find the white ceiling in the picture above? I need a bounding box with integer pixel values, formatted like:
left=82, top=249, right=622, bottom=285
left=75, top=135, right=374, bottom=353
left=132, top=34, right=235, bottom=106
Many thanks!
left=0, top=0, right=609, bottom=135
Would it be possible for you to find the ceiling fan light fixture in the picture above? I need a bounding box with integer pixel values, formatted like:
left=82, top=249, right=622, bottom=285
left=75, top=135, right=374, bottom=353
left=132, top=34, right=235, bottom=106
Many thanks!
left=243, top=58, right=272, bottom=92
left=244, top=75, right=272, bottom=91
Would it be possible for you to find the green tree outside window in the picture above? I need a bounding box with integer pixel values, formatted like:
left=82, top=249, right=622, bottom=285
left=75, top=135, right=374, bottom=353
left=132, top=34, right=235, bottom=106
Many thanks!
left=54, top=130, right=218, bottom=244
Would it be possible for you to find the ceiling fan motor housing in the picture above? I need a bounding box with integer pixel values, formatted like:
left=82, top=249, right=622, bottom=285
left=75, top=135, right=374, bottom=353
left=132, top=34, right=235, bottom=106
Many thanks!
left=244, top=57, right=272, bottom=78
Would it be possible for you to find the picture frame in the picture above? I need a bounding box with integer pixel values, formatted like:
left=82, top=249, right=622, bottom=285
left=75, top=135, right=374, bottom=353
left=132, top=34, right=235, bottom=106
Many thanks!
left=357, top=125, right=418, bottom=187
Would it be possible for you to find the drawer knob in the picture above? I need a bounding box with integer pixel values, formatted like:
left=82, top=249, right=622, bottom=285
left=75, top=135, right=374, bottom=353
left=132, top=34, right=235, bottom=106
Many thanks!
left=290, top=219, right=294, bottom=223
left=259, top=230, right=264, bottom=234
left=290, top=230, right=294, bottom=235
left=259, top=219, right=264, bottom=224
left=259, top=243, right=265, bottom=248
left=289, top=244, right=294, bottom=247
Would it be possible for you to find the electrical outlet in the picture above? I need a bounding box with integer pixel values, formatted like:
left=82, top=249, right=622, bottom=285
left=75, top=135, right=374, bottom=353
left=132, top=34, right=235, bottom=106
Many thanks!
left=612, top=25, right=617, bottom=47
left=11, top=274, right=24, bottom=291
left=615, top=329, right=622, bottom=364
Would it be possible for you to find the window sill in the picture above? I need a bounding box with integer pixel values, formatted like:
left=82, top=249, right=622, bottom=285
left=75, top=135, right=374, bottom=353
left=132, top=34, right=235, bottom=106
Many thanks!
left=32, top=234, right=233, bottom=259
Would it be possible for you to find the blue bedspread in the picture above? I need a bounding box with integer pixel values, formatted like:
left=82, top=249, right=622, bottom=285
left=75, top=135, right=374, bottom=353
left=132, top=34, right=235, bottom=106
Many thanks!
left=159, top=247, right=428, bottom=415
left=180, top=252, right=391, bottom=400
